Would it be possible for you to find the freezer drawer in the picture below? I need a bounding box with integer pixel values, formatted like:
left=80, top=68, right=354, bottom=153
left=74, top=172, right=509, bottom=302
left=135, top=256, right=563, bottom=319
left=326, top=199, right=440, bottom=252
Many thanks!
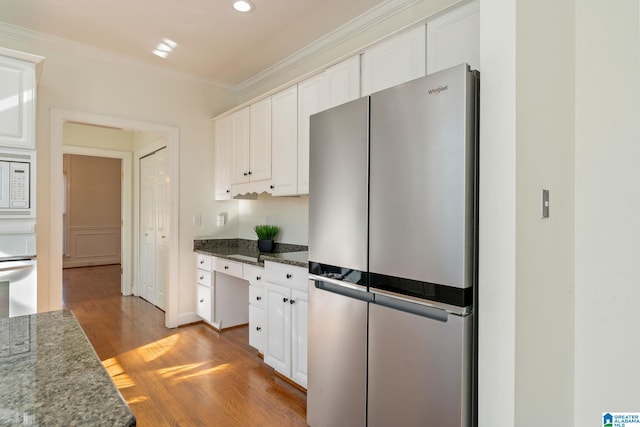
left=307, top=280, right=370, bottom=427
left=368, top=298, right=472, bottom=427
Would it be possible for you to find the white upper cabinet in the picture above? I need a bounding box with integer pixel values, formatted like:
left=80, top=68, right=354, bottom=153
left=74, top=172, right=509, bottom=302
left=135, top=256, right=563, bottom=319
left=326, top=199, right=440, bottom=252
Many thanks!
left=271, top=85, right=298, bottom=196
left=361, top=25, right=426, bottom=96
left=324, top=55, right=361, bottom=110
left=248, top=97, right=272, bottom=182
left=229, top=106, right=251, bottom=185
left=214, top=115, right=232, bottom=200
left=298, top=56, right=361, bottom=195
left=426, top=0, right=480, bottom=74
left=230, top=99, right=272, bottom=185
left=297, top=73, right=324, bottom=196
left=0, top=55, right=36, bottom=149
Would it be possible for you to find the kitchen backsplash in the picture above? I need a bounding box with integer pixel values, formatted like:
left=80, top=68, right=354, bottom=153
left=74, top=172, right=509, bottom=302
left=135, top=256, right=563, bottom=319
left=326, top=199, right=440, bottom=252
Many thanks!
left=237, top=194, right=309, bottom=245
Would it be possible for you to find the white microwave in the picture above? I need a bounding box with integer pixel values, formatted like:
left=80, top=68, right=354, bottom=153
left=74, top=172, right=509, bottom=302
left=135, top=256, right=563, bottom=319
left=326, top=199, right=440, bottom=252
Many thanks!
left=0, top=150, right=35, bottom=218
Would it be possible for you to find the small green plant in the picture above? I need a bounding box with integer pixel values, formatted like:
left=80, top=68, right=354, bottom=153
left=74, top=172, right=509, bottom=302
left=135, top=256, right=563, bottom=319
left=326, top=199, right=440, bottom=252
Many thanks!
left=253, top=224, right=280, bottom=240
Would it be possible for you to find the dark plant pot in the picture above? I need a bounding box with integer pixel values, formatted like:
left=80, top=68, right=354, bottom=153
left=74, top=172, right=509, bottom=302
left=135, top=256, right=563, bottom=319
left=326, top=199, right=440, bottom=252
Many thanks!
left=257, top=239, right=274, bottom=253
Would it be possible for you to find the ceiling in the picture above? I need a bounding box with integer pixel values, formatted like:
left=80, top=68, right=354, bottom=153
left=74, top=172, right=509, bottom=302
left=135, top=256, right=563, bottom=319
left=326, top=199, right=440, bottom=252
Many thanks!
left=0, top=0, right=390, bottom=89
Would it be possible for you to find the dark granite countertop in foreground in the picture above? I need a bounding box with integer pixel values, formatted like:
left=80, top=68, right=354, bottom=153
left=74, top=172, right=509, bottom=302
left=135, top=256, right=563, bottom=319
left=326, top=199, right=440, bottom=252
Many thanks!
left=193, top=238, right=308, bottom=268
left=0, top=310, right=135, bottom=427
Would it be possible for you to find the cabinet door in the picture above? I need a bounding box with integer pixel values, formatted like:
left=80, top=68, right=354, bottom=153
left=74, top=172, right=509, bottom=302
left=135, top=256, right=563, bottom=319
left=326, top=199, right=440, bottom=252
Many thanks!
left=271, top=85, right=298, bottom=196
left=249, top=304, right=265, bottom=353
left=291, top=288, right=308, bottom=388
left=264, top=282, right=291, bottom=376
left=214, top=115, right=232, bottom=200
left=0, top=56, right=35, bottom=149
left=196, top=284, right=212, bottom=322
left=426, top=0, right=479, bottom=74
left=230, top=107, right=251, bottom=184
left=297, top=74, right=325, bottom=195
left=361, top=25, right=426, bottom=96
left=324, top=55, right=360, bottom=110
left=249, top=97, right=272, bottom=181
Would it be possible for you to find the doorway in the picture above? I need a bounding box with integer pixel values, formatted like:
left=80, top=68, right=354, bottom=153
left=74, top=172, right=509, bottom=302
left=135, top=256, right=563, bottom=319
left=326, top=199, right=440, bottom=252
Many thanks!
left=63, top=153, right=122, bottom=269
left=50, top=109, right=180, bottom=328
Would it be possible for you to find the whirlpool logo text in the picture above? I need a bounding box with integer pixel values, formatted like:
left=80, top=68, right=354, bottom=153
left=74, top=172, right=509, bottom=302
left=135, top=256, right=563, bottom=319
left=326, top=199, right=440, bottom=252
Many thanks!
left=428, top=85, right=448, bottom=95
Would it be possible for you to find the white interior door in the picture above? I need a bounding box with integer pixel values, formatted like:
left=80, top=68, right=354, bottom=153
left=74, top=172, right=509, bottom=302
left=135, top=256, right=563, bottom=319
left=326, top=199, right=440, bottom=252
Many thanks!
left=154, top=147, right=168, bottom=310
left=139, top=147, right=169, bottom=309
left=139, top=153, right=156, bottom=305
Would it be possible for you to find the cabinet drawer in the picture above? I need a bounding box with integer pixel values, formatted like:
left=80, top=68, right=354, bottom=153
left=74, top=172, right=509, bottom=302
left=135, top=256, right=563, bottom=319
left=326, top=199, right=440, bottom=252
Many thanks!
left=243, top=264, right=265, bottom=286
left=197, top=269, right=212, bottom=287
left=213, top=257, right=243, bottom=278
left=196, top=284, right=212, bottom=322
left=196, top=254, right=212, bottom=271
left=249, top=305, right=265, bottom=353
left=264, top=261, right=307, bottom=290
left=249, top=284, right=265, bottom=309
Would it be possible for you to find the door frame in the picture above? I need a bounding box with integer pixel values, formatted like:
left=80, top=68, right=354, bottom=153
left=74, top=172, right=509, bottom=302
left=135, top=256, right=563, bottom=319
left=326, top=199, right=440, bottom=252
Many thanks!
left=62, top=146, right=132, bottom=293
left=50, top=108, right=180, bottom=328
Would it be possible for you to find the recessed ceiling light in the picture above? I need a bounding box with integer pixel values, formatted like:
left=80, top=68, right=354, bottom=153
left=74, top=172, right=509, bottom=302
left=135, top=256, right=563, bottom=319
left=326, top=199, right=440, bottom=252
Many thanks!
left=233, top=0, right=254, bottom=13
left=153, top=38, right=178, bottom=59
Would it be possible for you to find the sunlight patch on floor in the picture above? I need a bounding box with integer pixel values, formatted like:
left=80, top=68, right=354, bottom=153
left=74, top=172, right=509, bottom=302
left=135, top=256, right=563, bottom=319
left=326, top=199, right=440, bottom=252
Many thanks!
left=157, top=362, right=231, bottom=382
left=135, top=334, right=180, bottom=362
left=102, top=357, right=136, bottom=389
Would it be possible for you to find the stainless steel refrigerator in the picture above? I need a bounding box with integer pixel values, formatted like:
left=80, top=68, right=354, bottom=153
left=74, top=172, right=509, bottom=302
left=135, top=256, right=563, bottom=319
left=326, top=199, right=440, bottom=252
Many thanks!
left=307, top=63, right=479, bottom=427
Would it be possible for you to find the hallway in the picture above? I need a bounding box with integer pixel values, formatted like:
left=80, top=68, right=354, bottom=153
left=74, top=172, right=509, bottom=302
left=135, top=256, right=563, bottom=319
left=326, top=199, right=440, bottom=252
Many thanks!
left=63, top=265, right=308, bottom=426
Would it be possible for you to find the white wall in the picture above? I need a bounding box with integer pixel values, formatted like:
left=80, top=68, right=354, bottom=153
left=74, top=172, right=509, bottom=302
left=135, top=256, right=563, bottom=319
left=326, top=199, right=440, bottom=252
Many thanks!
left=478, top=0, right=517, bottom=424
left=575, top=0, right=640, bottom=424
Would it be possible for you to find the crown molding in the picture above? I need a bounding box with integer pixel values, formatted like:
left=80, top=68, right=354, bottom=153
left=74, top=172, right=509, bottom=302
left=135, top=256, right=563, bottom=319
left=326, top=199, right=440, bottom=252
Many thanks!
left=237, top=0, right=424, bottom=92
left=0, top=0, right=424, bottom=94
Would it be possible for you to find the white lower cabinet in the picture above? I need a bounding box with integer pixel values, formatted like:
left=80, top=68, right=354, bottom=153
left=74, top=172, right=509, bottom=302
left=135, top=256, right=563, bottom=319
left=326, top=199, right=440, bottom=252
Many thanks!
left=244, top=264, right=266, bottom=353
left=196, top=283, right=212, bottom=321
left=194, top=253, right=248, bottom=329
left=195, top=254, right=214, bottom=323
left=264, top=262, right=308, bottom=388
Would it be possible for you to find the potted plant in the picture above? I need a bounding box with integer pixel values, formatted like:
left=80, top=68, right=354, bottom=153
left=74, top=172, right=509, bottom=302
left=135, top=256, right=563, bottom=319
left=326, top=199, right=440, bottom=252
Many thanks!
left=253, top=224, right=280, bottom=253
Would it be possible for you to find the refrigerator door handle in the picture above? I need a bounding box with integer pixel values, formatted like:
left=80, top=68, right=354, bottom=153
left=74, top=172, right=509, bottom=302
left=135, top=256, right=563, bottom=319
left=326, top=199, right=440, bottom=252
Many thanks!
left=311, top=276, right=373, bottom=303
left=371, top=288, right=471, bottom=316
left=373, top=293, right=451, bottom=322
left=309, top=274, right=367, bottom=293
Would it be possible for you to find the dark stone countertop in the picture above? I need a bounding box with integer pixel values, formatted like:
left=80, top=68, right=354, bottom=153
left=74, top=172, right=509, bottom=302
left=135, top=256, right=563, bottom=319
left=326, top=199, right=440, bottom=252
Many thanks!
left=0, top=310, right=136, bottom=427
left=193, top=238, right=308, bottom=268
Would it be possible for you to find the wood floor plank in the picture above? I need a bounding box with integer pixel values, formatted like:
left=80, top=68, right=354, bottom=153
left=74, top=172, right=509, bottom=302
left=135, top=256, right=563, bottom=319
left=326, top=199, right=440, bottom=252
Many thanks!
left=63, top=265, right=308, bottom=427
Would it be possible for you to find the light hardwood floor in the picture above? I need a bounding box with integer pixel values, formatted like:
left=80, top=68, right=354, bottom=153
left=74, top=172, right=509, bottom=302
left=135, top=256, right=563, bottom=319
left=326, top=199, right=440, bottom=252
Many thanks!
left=63, top=265, right=308, bottom=427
